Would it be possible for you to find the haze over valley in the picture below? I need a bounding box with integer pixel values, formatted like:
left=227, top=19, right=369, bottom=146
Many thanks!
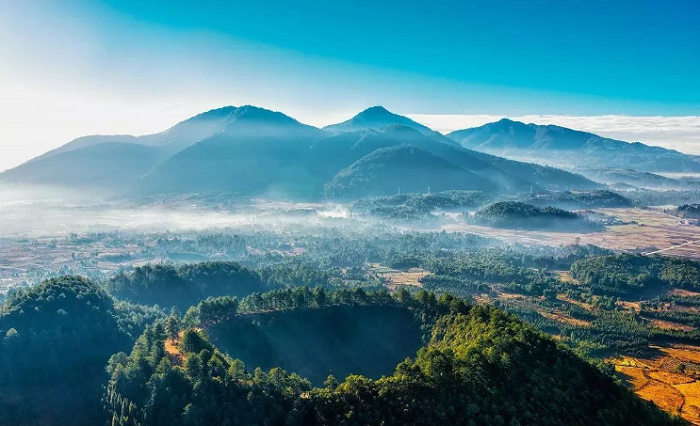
left=2, top=1, right=700, bottom=425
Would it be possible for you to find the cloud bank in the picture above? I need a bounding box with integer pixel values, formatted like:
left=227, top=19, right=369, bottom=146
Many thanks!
left=408, top=114, right=700, bottom=155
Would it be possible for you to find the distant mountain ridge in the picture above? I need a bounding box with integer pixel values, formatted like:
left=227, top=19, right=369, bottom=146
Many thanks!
left=324, top=106, right=458, bottom=145
left=448, top=118, right=700, bottom=173
left=1, top=105, right=598, bottom=199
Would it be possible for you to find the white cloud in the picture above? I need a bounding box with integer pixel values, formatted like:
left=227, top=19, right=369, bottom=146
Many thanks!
left=407, top=114, right=700, bottom=155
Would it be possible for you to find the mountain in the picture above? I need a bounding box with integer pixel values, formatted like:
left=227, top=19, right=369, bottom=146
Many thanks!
left=1, top=105, right=599, bottom=199
left=141, top=105, right=240, bottom=153
left=448, top=118, right=700, bottom=173
left=307, top=125, right=477, bottom=184
left=324, top=105, right=457, bottom=145
left=140, top=108, right=597, bottom=199
left=313, top=124, right=598, bottom=199
left=27, top=106, right=239, bottom=163
left=0, top=142, right=168, bottom=189
left=324, top=145, right=495, bottom=199
left=576, top=168, right=686, bottom=189
left=0, top=106, right=242, bottom=189
left=139, top=105, right=326, bottom=197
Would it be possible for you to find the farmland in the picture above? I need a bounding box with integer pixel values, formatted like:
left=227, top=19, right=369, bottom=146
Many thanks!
left=611, top=345, right=700, bottom=425
left=367, top=262, right=430, bottom=290
left=443, top=207, right=700, bottom=260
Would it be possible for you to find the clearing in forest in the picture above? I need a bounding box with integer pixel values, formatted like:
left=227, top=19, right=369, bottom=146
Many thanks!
left=610, top=345, right=700, bottom=425
left=367, top=263, right=431, bottom=290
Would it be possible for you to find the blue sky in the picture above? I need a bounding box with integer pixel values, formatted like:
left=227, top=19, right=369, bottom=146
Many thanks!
left=0, top=0, right=698, bottom=170
left=99, top=0, right=699, bottom=111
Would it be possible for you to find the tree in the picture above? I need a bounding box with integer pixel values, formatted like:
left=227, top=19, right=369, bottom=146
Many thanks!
left=324, top=374, right=339, bottom=390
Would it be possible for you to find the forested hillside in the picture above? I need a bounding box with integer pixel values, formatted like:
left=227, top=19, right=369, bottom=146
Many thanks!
left=517, top=190, right=632, bottom=209
left=668, top=204, right=700, bottom=219
left=107, top=261, right=267, bottom=310
left=471, top=201, right=600, bottom=231
left=105, top=288, right=681, bottom=426
left=0, top=276, right=161, bottom=426
left=571, top=254, right=700, bottom=297
left=324, top=146, right=494, bottom=199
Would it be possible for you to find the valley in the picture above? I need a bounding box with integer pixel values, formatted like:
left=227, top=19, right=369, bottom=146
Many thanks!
left=5, top=202, right=700, bottom=294
left=2, top=2, right=697, bottom=425
left=445, top=206, right=700, bottom=260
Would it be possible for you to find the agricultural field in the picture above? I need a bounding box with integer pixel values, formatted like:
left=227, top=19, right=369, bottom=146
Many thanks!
left=367, top=262, right=430, bottom=291
left=443, top=207, right=700, bottom=260
left=611, top=345, right=700, bottom=425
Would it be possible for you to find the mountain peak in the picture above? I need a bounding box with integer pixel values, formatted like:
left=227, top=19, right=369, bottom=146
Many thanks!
left=231, top=105, right=300, bottom=124
left=355, top=105, right=395, bottom=119
left=189, top=105, right=238, bottom=120
left=324, top=105, right=443, bottom=136
left=447, top=117, right=700, bottom=173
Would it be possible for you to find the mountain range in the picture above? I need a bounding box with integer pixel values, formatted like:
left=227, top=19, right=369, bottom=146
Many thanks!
left=5, top=105, right=694, bottom=200
left=448, top=118, right=700, bottom=173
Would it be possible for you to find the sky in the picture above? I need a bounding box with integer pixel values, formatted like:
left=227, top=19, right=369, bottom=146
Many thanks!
left=0, top=0, right=698, bottom=171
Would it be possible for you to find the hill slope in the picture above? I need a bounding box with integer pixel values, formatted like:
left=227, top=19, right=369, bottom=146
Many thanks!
left=470, top=201, right=601, bottom=231
left=314, top=125, right=597, bottom=199
left=577, top=168, right=688, bottom=189
left=0, top=276, right=160, bottom=426
left=138, top=105, right=326, bottom=197
left=107, top=261, right=267, bottom=311
left=324, top=145, right=494, bottom=199
left=0, top=106, right=241, bottom=188
left=449, top=118, right=700, bottom=173
left=106, top=288, right=682, bottom=426
left=0, top=142, right=167, bottom=189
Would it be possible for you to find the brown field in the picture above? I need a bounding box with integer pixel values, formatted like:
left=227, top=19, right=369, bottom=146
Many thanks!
left=618, top=300, right=642, bottom=312
left=610, top=345, right=700, bottom=424
left=618, top=365, right=649, bottom=387
left=555, top=270, right=580, bottom=284
left=441, top=207, right=700, bottom=260
left=367, top=263, right=431, bottom=290
left=646, top=318, right=696, bottom=332
left=648, top=370, right=695, bottom=385
left=164, top=331, right=186, bottom=365
left=538, top=310, right=591, bottom=327
left=660, top=347, right=700, bottom=365
left=676, top=382, right=700, bottom=421
left=670, top=288, right=700, bottom=297
left=638, top=380, right=685, bottom=413
left=471, top=293, right=493, bottom=305
left=495, top=292, right=525, bottom=300
left=556, top=295, right=594, bottom=311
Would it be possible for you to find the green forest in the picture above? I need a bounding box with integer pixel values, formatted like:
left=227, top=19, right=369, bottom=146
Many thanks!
left=4, top=235, right=700, bottom=425
left=470, top=201, right=601, bottom=231
left=105, top=288, right=679, bottom=426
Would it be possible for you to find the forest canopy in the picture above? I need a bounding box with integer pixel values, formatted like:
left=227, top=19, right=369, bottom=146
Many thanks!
left=105, top=288, right=681, bottom=426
